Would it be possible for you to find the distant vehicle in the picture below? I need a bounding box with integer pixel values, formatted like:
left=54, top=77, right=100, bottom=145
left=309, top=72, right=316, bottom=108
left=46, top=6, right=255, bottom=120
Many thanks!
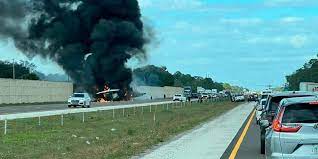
left=299, top=82, right=318, bottom=92
left=68, top=93, right=91, bottom=108
left=234, top=95, right=245, bottom=102
left=173, top=94, right=187, bottom=101
left=248, top=94, right=258, bottom=101
left=260, top=94, right=269, bottom=101
left=259, top=91, right=271, bottom=103
left=197, top=87, right=205, bottom=94
left=262, top=96, right=318, bottom=158
left=262, top=89, right=273, bottom=95
left=184, top=86, right=192, bottom=98
left=259, top=91, right=317, bottom=154
left=255, top=99, right=267, bottom=124
left=201, top=93, right=209, bottom=99
left=191, top=93, right=199, bottom=98
left=211, top=94, right=218, bottom=98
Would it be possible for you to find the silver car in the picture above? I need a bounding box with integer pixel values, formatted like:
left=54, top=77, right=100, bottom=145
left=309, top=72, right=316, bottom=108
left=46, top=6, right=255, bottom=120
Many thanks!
left=256, top=99, right=267, bottom=124
left=261, top=96, right=318, bottom=159
left=68, top=93, right=92, bottom=108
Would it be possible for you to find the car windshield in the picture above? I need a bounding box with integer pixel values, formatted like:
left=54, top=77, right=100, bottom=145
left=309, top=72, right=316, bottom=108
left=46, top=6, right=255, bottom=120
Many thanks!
left=282, top=103, right=318, bottom=123
left=73, top=94, right=84, bottom=98
left=175, top=95, right=181, bottom=97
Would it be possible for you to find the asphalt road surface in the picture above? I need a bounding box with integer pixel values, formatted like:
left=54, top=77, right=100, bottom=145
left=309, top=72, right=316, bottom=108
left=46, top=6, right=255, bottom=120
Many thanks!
left=221, top=108, right=265, bottom=159
left=235, top=116, right=265, bottom=159
left=139, top=102, right=254, bottom=159
left=0, top=99, right=169, bottom=115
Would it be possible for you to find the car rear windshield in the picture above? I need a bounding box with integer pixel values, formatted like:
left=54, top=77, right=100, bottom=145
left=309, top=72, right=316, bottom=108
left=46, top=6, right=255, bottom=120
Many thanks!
left=269, top=95, right=312, bottom=112
left=282, top=103, right=318, bottom=123
left=73, top=94, right=84, bottom=97
left=175, top=95, right=181, bottom=97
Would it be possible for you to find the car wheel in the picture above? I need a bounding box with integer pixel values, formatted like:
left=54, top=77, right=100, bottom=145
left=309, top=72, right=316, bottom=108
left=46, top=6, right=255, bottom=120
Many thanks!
left=260, top=128, right=265, bottom=154
left=68, top=105, right=71, bottom=108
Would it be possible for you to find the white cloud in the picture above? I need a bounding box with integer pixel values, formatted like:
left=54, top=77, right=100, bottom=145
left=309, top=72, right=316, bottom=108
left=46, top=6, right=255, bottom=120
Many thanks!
left=290, top=35, right=308, bottom=48
left=246, top=35, right=308, bottom=48
left=138, top=0, right=204, bottom=10
left=246, top=36, right=284, bottom=44
left=265, top=0, right=318, bottom=7
left=220, top=18, right=263, bottom=26
left=280, top=17, right=304, bottom=23
left=238, top=55, right=315, bottom=63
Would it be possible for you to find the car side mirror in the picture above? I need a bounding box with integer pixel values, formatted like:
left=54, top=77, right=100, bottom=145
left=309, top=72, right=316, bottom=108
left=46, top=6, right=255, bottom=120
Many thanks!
left=260, top=120, right=269, bottom=128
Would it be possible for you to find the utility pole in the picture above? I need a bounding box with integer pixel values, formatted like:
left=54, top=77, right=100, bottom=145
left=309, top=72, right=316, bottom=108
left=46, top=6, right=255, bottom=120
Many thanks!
left=12, top=59, right=15, bottom=79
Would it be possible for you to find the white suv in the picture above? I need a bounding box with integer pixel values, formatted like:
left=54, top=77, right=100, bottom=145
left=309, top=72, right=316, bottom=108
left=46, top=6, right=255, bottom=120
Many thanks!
left=68, top=93, right=91, bottom=108
left=173, top=94, right=187, bottom=101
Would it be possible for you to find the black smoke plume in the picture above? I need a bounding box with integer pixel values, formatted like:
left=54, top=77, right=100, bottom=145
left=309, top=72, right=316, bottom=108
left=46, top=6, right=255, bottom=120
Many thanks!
left=0, top=0, right=149, bottom=98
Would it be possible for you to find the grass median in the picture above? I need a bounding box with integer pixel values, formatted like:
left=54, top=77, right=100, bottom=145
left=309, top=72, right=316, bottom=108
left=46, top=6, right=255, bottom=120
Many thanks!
left=0, top=100, right=241, bottom=159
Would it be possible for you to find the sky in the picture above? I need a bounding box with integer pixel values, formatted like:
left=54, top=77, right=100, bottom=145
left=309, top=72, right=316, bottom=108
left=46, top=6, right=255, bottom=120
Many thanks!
left=1, top=0, right=318, bottom=90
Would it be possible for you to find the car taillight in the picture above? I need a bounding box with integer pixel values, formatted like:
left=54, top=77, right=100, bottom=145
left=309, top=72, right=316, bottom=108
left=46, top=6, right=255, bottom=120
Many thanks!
left=272, top=107, right=301, bottom=133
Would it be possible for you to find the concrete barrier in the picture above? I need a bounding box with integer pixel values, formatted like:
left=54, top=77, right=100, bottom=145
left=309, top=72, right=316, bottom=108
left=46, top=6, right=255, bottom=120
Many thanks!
left=0, top=78, right=73, bottom=104
left=133, top=86, right=183, bottom=99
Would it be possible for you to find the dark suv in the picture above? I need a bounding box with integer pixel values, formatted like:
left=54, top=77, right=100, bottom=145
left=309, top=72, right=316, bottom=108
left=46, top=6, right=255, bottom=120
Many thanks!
left=259, top=91, right=317, bottom=154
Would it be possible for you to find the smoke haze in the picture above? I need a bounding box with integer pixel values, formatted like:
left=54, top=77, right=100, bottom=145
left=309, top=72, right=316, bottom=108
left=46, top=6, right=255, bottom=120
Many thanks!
left=0, top=0, right=149, bottom=98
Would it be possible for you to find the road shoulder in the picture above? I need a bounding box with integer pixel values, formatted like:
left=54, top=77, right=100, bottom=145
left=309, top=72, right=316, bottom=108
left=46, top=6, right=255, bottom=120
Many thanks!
left=139, top=102, right=255, bottom=159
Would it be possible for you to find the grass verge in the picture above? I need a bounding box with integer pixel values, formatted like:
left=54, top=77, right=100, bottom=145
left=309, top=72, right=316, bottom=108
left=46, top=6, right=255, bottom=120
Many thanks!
left=0, top=100, right=240, bottom=159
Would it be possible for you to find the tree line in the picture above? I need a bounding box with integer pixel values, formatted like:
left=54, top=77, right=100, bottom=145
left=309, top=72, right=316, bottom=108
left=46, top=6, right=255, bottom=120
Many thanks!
left=286, top=55, right=318, bottom=90
left=133, top=65, right=245, bottom=92
left=0, top=60, right=39, bottom=80
left=0, top=60, right=245, bottom=92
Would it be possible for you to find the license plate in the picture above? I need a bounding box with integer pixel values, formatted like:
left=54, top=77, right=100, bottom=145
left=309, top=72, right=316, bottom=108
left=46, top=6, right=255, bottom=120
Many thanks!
left=312, top=145, right=318, bottom=154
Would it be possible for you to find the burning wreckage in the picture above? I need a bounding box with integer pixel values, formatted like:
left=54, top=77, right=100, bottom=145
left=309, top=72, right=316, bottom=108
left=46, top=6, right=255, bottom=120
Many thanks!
left=0, top=0, right=150, bottom=101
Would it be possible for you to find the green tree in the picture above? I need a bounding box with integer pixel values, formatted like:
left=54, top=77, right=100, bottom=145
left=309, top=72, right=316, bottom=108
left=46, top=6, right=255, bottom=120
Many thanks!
left=0, top=60, right=39, bottom=80
left=286, top=55, right=318, bottom=90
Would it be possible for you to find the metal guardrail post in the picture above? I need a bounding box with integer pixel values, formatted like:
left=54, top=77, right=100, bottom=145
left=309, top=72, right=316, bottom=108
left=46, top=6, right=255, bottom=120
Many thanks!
left=150, top=105, right=152, bottom=112
left=123, top=108, right=125, bottom=117
left=4, top=120, right=7, bottom=135
left=141, top=106, right=144, bottom=114
left=113, top=108, right=115, bottom=119
left=82, top=112, right=85, bottom=123
left=38, top=116, right=41, bottom=126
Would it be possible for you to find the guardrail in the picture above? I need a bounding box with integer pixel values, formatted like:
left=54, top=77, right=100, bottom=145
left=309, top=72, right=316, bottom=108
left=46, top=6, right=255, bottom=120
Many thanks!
left=0, top=100, right=195, bottom=135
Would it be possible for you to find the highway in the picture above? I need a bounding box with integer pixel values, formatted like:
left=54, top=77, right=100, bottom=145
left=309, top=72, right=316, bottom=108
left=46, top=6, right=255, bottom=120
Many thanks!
left=139, top=102, right=254, bottom=159
left=0, top=99, right=169, bottom=115
left=1, top=100, right=267, bottom=159
left=221, top=106, right=265, bottom=159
